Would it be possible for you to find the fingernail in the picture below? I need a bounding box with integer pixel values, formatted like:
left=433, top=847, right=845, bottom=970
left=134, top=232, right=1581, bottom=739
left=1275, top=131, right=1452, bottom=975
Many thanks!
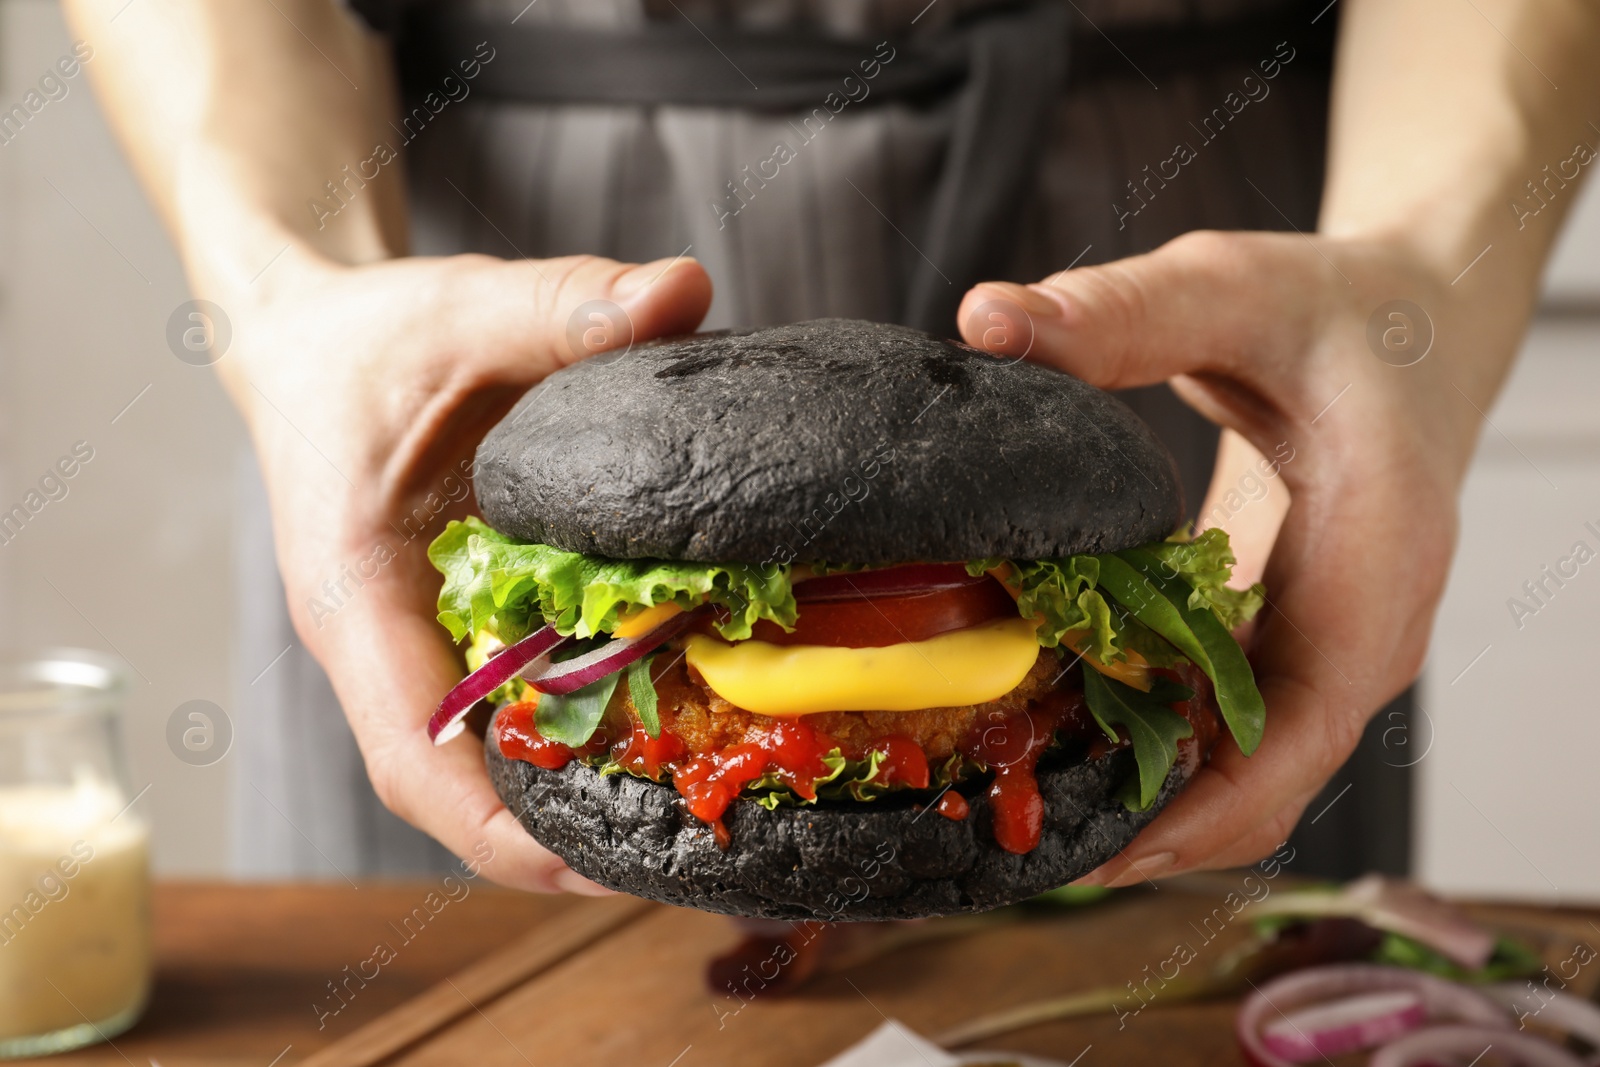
left=555, top=869, right=616, bottom=896
left=615, top=256, right=692, bottom=301
left=973, top=281, right=1066, bottom=320
left=1105, top=851, right=1178, bottom=888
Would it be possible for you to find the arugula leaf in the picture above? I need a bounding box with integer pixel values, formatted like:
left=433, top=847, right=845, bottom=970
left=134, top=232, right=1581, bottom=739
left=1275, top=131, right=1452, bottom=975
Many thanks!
left=627, top=656, right=661, bottom=738
left=1370, top=931, right=1543, bottom=983
left=1117, top=548, right=1266, bottom=756
left=1082, top=670, right=1193, bottom=811
left=532, top=673, right=621, bottom=747
left=429, top=517, right=796, bottom=643
left=1094, top=553, right=1211, bottom=670
left=1113, top=612, right=1188, bottom=669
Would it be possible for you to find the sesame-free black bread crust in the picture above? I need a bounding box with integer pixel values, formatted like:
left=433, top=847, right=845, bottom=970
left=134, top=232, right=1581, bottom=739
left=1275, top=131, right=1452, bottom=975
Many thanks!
left=475, top=319, right=1183, bottom=564
left=486, top=719, right=1190, bottom=920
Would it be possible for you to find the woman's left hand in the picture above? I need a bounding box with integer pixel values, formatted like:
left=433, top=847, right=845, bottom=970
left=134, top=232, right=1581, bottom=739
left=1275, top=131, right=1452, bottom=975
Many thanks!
left=958, top=227, right=1521, bottom=885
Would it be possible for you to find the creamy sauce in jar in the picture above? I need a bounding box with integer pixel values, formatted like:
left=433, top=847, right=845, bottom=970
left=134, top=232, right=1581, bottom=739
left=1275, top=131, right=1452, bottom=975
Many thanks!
left=0, top=775, right=151, bottom=1042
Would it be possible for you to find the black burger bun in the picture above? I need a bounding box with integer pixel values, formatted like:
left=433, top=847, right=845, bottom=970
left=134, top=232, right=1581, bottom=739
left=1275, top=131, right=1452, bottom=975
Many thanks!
left=475, top=319, right=1183, bottom=564
left=487, top=714, right=1196, bottom=921
left=476, top=318, right=1198, bottom=920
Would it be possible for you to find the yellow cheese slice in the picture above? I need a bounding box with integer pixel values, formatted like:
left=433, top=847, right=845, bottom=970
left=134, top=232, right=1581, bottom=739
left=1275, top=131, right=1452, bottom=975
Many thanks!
left=683, top=617, right=1041, bottom=716
left=612, top=602, right=684, bottom=638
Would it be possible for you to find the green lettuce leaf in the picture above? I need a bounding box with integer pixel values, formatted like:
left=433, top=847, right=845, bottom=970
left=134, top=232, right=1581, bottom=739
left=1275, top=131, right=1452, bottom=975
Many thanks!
left=1144, top=527, right=1265, bottom=631
left=965, top=556, right=1120, bottom=656
left=1083, top=671, right=1194, bottom=811
left=533, top=673, right=621, bottom=747
left=429, top=516, right=797, bottom=643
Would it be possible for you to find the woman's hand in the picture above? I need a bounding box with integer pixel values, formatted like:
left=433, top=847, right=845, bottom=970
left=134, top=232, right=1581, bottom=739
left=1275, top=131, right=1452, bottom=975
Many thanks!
left=953, top=0, right=1600, bottom=886
left=224, top=248, right=712, bottom=891
left=959, top=228, right=1517, bottom=885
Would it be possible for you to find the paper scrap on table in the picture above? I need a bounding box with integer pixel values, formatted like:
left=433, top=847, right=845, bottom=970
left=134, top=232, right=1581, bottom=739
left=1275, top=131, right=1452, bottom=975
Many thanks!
left=818, top=1020, right=1071, bottom=1067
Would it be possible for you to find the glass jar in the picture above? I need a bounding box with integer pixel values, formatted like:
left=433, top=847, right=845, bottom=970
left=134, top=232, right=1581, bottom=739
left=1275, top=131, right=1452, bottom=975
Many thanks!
left=0, top=649, right=151, bottom=1058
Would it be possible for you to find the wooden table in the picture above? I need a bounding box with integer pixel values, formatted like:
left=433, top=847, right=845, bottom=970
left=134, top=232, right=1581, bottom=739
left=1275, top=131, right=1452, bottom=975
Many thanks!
left=18, top=881, right=1600, bottom=1067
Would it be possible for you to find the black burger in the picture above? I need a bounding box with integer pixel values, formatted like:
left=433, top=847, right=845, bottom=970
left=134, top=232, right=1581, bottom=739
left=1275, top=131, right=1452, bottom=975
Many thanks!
left=426, top=319, right=1266, bottom=920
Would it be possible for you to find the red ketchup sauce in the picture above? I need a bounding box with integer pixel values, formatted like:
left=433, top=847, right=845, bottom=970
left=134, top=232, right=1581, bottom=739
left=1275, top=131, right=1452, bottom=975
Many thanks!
left=961, top=703, right=1069, bottom=854
left=861, top=735, right=931, bottom=790
left=495, top=657, right=1224, bottom=858
left=958, top=685, right=1106, bottom=854
left=676, top=720, right=835, bottom=849
left=609, top=719, right=689, bottom=779
left=936, top=791, right=970, bottom=821
left=495, top=699, right=601, bottom=769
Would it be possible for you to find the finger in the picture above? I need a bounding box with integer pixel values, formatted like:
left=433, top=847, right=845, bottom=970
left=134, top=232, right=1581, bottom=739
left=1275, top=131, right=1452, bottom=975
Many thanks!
left=1072, top=450, right=1442, bottom=886
left=1090, top=785, right=1320, bottom=888
left=1072, top=670, right=1345, bottom=888
left=1188, top=790, right=1317, bottom=873
left=372, top=253, right=713, bottom=507
left=956, top=232, right=1321, bottom=395
left=446, top=253, right=713, bottom=384
left=313, top=560, right=611, bottom=895
left=1197, top=430, right=1291, bottom=596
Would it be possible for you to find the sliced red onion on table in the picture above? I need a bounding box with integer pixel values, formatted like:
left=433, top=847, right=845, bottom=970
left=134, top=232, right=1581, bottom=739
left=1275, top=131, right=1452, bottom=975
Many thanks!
left=1487, top=982, right=1600, bottom=1056
left=1236, top=964, right=1510, bottom=1067
left=1259, top=990, right=1426, bottom=1063
left=524, top=611, right=696, bottom=696
left=1251, top=875, right=1496, bottom=970
left=1346, top=875, right=1497, bottom=970
left=1369, top=1024, right=1588, bottom=1067
left=428, top=624, right=568, bottom=744
left=793, top=563, right=989, bottom=602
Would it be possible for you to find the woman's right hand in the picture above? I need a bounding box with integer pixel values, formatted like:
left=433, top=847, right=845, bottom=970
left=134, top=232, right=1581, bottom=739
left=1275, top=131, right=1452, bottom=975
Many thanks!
left=219, top=247, right=712, bottom=891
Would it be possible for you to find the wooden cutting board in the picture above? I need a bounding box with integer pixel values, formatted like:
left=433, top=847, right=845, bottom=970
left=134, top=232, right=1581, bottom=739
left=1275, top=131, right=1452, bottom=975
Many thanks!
left=299, top=875, right=1600, bottom=1067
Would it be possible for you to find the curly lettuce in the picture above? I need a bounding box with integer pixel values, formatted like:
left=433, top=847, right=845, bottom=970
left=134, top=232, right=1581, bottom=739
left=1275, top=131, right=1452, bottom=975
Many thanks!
left=968, top=528, right=1263, bottom=665
left=968, top=527, right=1267, bottom=802
left=1145, top=526, right=1266, bottom=631
left=429, top=516, right=796, bottom=643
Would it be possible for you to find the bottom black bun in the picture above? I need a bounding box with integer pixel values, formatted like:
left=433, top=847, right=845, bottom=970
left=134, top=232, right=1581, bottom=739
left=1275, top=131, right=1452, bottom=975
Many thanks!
left=487, top=714, right=1195, bottom=920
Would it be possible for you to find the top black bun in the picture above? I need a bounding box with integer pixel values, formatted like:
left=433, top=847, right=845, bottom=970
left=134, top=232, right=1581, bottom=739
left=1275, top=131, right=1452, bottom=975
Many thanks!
left=475, top=319, right=1182, bottom=563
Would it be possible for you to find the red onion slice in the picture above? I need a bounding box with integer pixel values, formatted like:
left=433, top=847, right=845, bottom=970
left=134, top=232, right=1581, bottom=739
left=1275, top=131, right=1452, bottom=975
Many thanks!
left=794, top=563, right=990, bottom=603
left=1254, top=875, right=1495, bottom=970
left=1370, top=1024, right=1587, bottom=1067
left=1259, top=990, right=1425, bottom=1062
left=525, top=612, right=695, bottom=696
left=429, top=625, right=568, bottom=745
left=1487, top=982, right=1600, bottom=1055
left=1236, top=964, right=1510, bottom=1067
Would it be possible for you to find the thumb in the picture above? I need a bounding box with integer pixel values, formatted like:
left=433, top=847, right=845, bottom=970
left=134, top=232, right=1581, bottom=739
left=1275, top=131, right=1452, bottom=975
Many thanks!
left=450, top=253, right=714, bottom=383
left=956, top=231, right=1311, bottom=393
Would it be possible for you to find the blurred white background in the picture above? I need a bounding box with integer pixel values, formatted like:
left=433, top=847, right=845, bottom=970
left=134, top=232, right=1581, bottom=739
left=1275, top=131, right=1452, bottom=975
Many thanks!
left=2, top=0, right=1597, bottom=896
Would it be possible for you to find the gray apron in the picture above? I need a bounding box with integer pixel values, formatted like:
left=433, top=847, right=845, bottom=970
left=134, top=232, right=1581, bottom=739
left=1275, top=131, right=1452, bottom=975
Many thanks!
left=235, top=0, right=1396, bottom=879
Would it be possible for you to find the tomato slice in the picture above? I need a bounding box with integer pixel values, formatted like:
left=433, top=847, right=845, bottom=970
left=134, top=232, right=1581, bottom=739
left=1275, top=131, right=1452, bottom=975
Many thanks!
left=750, top=577, right=1019, bottom=648
left=792, top=563, right=981, bottom=602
